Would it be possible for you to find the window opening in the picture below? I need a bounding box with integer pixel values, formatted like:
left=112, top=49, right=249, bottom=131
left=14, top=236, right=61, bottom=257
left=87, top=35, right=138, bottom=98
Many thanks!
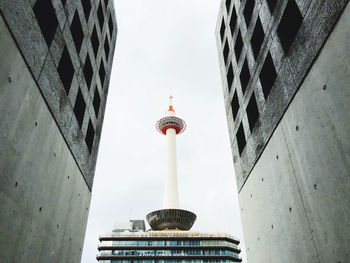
left=58, top=46, right=74, bottom=93
left=277, top=0, right=303, bottom=54
left=259, top=52, right=277, bottom=99
left=33, top=0, right=58, bottom=47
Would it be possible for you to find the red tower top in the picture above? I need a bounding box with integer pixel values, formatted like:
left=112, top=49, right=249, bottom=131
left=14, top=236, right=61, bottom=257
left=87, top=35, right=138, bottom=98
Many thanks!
left=156, top=95, right=186, bottom=135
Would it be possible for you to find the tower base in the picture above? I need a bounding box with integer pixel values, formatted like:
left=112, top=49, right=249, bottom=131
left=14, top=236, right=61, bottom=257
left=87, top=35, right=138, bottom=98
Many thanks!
left=146, top=209, right=196, bottom=231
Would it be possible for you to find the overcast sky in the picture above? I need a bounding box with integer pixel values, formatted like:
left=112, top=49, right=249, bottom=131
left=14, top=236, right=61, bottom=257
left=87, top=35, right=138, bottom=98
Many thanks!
left=81, top=0, right=247, bottom=262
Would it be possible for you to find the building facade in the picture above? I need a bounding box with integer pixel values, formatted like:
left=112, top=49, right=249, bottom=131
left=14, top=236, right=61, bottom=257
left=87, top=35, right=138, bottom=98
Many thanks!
left=0, top=0, right=117, bottom=261
left=216, top=0, right=350, bottom=262
left=97, top=221, right=242, bottom=263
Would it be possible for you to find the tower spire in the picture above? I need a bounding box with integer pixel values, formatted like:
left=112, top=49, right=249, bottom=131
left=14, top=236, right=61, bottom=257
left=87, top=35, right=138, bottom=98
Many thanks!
left=168, top=89, right=174, bottom=111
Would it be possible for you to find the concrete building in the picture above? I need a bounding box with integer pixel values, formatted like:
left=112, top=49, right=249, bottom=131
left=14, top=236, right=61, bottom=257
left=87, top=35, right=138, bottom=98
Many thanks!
left=97, top=221, right=242, bottom=262
left=0, top=0, right=117, bottom=262
left=216, top=0, right=350, bottom=262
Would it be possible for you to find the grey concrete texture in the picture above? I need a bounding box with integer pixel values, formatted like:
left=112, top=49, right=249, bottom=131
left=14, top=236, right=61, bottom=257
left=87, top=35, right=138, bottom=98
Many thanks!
left=239, top=3, right=350, bottom=262
left=215, top=0, right=348, bottom=191
left=0, top=14, right=91, bottom=262
left=0, top=0, right=118, bottom=190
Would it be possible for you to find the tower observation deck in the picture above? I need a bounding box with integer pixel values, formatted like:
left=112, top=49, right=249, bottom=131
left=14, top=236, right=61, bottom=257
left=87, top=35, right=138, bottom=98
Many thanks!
left=146, top=96, right=196, bottom=231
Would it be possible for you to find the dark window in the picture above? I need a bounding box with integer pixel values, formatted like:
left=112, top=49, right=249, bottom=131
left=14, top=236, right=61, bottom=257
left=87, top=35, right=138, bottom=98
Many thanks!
left=229, top=9, right=237, bottom=34
left=71, top=11, right=84, bottom=53
left=33, top=0, right=58, bottom=47
left=266, top=0, right=277, bottom=13
left=277, top=0, right=303, bottom=54
left=227, top=63, right=234, bottom=91
left=243, top=0, right=255, bottom=27
left=231, top=90, right=239, bottom=121
left=220, top=19, right=225, bottom=42
left=91, top=26, right=99, bottom=57
left=246, top=93, right=259, bottom=131
left=58, top=46, right=74, bottom=93
left=83, top=55, right=93, bottom=88
left=104, top=36, right=110, bottom=59
left=260, top=52, right=277, bottom=99
left=74, top=89, right=86, bottom=128
left=236, top=122, right=246, bottom=156
left=223, top=40, right=229, bottom=64
left=251, top=17, right=264, bottom=59
left=93, top=89, right=101, bottom=117
left=85, top=120, right=95, bottom=153
left=234, top=30, right=243, bottom=62
left=104, top=0, right=109, bottom=6
left=81, top=0, right=92, bottom=21
left=99, top=60, right=106, bottom=87
left=108, top=16, right=114, bottom=36
left=240, top=59, right=250, bottom=94
left=97, top=2, right=104, bottom=31
left=61, top=0, right=67, bottom=6
left=226, top=0, right=231, bottom=11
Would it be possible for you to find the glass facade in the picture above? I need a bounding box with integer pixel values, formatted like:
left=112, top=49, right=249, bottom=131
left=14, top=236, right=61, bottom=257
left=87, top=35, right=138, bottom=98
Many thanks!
left=103, top=240, right=238, bottom=249
left=97, top=230, right=241, bottom=262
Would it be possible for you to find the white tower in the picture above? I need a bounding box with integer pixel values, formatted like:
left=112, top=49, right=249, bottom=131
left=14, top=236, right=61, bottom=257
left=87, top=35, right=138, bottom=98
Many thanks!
left=146, top=96, right=196, bottom=231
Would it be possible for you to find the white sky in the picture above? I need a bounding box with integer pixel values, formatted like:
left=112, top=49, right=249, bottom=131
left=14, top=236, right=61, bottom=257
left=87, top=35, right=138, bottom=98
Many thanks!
left=81, top=0, right=247, bottom=262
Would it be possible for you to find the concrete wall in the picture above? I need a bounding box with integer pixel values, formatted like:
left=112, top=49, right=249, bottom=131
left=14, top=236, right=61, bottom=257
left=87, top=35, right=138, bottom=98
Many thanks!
left=0, top=14, right=91, bottom=263
left=239, top=3, right=350, bottom=262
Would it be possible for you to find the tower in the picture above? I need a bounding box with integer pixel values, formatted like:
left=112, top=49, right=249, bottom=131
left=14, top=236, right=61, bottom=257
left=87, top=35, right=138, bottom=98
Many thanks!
left=146, top=95, right=196, bottom=231
left=0, top=0, right=117, bottom=262
left=96, top=97, right=242, bottom=262
left=216, top=0, right=350, bottom=262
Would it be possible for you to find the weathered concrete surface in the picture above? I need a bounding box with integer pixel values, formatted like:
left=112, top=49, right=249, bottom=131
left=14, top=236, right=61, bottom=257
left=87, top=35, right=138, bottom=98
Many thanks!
left=0, top=0, right=118, bottom=190
left=0, top=14, right=91, bottom=263
left=216, top=0, right=348, bottom=192
left=239, top=3, right=350, bottom=262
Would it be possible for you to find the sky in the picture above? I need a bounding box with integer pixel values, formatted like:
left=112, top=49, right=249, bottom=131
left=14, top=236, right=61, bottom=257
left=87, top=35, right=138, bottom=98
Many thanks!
left=81, top=0, right=247, bottom=262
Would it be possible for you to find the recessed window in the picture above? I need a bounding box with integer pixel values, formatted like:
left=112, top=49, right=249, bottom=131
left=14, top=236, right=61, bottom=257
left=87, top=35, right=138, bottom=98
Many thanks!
left=246, top=93, right=259, bottom=132
left=81, top=0, right=92, bottom=21
left=93, top=89, right=101, bottom=117
left=61, top=0, right=67, bottom=6
left=74, top=89, right=86, bottom=128
left=83, top=55, right=93, bottom=88
left=236, top=122, right=246, bottom=156
left=220, top=19, right=225, bottom=42
left=277, top=0, right=303, bottom=54
left=104, top=0, right=110, bottom=6
left=58, top=46, right=74, bottom=93
left=108, top=16, right=114, bottom=36
left=240, top=59, right=250, bottom=94
left=260, top=52, right=277, bottom=99
left=266, top=0, right=277, bottom=13
left=97, top=2, right=104, bottom=31
left=229, top=9, right=237, bottom=34
left=251, top=17, right=264, bottom=59
left=71, top=11, right=84, bottom=53
left=234, top=30, right=243, bottom=62
left=223, top=40, right=229, bottom=64
left=231, top=90, right=239, bottom=121
left=91, top=26, right=99, bottom=57
left=33, top=0, right=58, bottom=47
left=227, top=63, right=234, bottom=92
left=99, top=60, right=106, bottom=87
left=226, top=0, right=231, bottom=12
left=104, top=36, right=110, bottom=60
left=243, top=0, right=255, bottom=28
left=85, top=120, right=95, bottom=153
